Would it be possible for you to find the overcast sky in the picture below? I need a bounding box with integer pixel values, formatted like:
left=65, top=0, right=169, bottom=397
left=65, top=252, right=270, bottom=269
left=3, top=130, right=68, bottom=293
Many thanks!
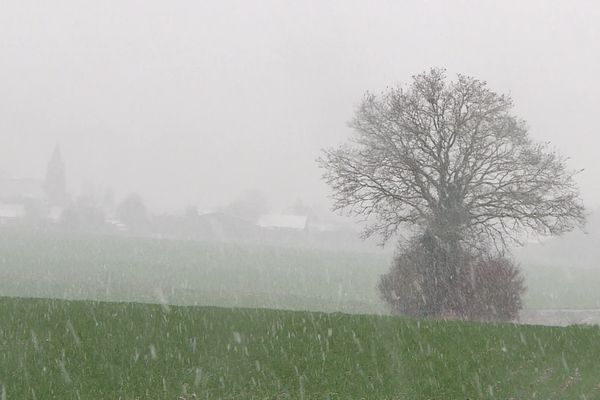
left=1, top=0, right=599, bottom=212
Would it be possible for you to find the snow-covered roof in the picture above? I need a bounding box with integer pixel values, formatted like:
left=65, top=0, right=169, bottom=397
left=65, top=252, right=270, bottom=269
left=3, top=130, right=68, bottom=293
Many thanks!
left=256, top=214, right=308, bottom=230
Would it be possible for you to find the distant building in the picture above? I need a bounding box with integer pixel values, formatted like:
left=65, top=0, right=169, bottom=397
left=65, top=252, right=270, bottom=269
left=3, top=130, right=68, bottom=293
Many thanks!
left=0, top=145, right=69, bottom=224
left=256, top=214, right=308, bottom=231
left=0, top=203, right=26, bottom=224
left=0, top=178, right=44, bottom=224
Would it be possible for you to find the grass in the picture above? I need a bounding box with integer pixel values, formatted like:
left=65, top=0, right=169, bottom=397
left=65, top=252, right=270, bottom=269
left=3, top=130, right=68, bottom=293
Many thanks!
left=1, top=228, right=600, bottom=398
left=1, top=296, right=600, bottom=399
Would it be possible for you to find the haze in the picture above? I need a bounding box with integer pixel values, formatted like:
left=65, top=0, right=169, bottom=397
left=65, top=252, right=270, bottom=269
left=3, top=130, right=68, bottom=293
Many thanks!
left=1, top=0, right=599, bottom=212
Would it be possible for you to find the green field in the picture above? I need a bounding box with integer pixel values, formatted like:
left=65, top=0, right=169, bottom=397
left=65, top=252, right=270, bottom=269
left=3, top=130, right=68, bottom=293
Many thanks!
left=2, top=228, right=600, bottom=398
left=1, top=296, right=600, bottom=399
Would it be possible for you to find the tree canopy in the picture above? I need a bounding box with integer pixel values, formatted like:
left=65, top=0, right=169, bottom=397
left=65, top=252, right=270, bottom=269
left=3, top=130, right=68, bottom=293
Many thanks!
left=319, top=68, right=585, bottom=249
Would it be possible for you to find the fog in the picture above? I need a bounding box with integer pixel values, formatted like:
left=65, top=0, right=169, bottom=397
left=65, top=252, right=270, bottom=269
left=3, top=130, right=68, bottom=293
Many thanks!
left=1, top=0, right=599, bottom=211
left=3, top=3, right=600, bottom=397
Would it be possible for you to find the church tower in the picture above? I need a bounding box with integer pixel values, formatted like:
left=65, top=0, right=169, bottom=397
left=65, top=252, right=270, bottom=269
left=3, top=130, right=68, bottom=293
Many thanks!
left=44, top=145, right=67, bottom=206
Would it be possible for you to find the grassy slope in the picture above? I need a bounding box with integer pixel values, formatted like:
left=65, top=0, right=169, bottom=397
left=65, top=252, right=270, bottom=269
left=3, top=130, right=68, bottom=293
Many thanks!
left=1, top=296, right=599, bottom=399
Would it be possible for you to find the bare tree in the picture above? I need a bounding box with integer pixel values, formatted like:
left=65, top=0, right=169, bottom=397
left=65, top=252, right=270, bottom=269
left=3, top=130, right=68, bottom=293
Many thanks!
left=319, top=68, right=585, bottom=250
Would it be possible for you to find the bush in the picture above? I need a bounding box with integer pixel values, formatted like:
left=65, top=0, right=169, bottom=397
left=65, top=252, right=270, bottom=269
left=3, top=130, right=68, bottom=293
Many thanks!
left=461, top=256, right=525, bottom=321
left=379, top=234, right=525, bottom=321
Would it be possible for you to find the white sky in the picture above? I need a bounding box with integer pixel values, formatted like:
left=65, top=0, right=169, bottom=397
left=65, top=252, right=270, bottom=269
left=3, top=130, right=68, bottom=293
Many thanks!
left=1, top=0, right=599, bottom=211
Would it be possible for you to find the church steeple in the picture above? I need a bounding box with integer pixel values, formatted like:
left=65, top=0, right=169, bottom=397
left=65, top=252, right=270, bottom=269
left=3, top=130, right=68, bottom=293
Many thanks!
left=44, top=144, right=67, bottom=206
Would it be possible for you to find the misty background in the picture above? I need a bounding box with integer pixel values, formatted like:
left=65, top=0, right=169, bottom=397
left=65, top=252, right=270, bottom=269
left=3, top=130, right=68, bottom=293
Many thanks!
left=3, top=3, right=600, bottom=398
left=1, top=0, right=599, bottom=214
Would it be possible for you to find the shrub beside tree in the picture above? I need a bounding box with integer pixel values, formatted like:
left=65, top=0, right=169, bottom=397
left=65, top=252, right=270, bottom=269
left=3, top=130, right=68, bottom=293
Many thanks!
left=378, top=234, right=525, bottom=320
left=464, top=256, right=525, bottom=321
